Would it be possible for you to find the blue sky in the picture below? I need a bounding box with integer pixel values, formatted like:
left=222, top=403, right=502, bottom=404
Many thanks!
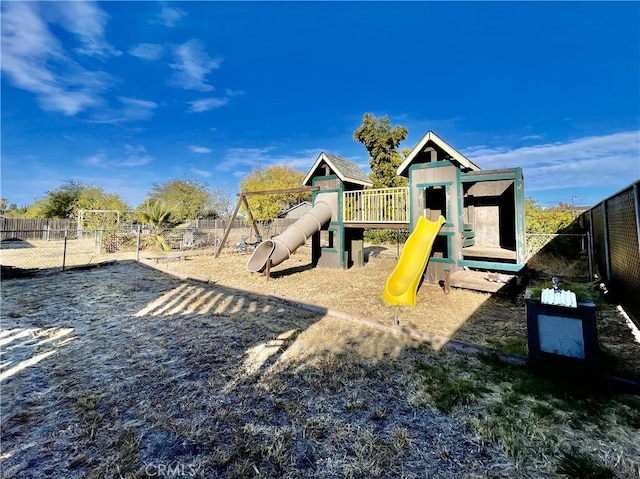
left=2, top=1, right=639, bottom=210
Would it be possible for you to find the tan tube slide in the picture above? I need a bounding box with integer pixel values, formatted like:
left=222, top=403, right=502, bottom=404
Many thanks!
left=246, top=192, right=336, bottom=273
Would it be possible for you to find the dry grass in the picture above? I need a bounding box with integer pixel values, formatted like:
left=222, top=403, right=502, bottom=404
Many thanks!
left=1, top=246, right=639, bottom=478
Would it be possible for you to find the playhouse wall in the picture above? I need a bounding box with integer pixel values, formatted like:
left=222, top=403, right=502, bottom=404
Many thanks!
left=310, top=176, right=344, bottom=269
left=408, top=161, right=461, bottom=282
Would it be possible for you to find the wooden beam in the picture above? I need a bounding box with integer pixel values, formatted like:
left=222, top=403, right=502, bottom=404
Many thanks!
left=215, top=194, right=244, bottom=258
left=239, top=186, right=319, bottom=197
left=241, top=195, right=261, bottom=238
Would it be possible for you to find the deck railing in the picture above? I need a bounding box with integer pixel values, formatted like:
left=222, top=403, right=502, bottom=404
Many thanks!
left=343, top=187, right=409, bottom=223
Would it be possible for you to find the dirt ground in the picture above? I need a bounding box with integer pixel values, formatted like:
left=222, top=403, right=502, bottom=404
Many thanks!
left=1, top=246, right=638, bottom=478
left=144, top=246, right=515, bottom=348
left=143, top=246, right=640, bottom=379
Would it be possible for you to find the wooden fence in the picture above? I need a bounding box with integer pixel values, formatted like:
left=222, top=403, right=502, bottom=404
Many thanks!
left=0, top=218, right=75, bottom=240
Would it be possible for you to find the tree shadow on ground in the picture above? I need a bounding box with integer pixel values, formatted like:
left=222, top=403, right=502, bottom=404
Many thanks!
left=364, top=246, right=388, bottom=260
left=0, top=238, right=35, bottom=249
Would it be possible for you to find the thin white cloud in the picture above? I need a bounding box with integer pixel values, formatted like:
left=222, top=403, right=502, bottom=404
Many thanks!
left=129, top=43, right=164, bottom=61
left=189, top=97, right=229, bottom=113
left=169, top=40, right=220, bottom=91
left=0, top=2, right=111, bottom=115
left=88, top=97, right=158, bottom=123
left=81, top=145, right=154, bottom=168
left=220, top=147, right=314, bottom=177
left=225, top=88, right=246, bottom=97
left=50, top=1, right=120, bottom=57
left=520, top=134, right=545, bottom=141
left=83, top=153, right=107, bottom=167
left=155, top=4, right=186, bottom=27
left=464, top=131, right=640, bottom=193
left=118, top=97, right=158, bottom=121
left=190, top=168, right=212, bottom=178
left=121, top=145, right=154, bottom=167
left=190, top=146, right=212, bottom=154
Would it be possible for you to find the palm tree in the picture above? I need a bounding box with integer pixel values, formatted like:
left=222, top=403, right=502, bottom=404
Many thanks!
left=139, top=200, right=181, bottom=251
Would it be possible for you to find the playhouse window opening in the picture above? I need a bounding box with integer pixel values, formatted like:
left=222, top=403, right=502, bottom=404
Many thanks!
left=423, top=186, right=447, bottom=222
left=321, top=230, right=334, bottom=248
left=462, top=179, right=517, bottom=260
left=432, top=234, right=449, bottom=259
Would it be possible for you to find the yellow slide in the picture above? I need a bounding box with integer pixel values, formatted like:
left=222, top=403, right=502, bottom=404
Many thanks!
left=383, top=215, right=446, bottom=306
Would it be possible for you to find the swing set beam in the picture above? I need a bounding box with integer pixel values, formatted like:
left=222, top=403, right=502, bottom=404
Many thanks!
left=214, top=186, right=320, bottom=258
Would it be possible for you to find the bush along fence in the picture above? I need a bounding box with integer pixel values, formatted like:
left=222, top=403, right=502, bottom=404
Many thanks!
left=576, top=180, right=640, bottom=328
left=525, top=232, right=593, bottom=282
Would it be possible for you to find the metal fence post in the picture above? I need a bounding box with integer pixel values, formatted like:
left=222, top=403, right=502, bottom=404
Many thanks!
left=62, top=230, right=68, bottom=271
left=602, top=201, right=611, bottom=282
left=586, top=232, right=593, bottom=281
left=136, top=225, right=141, bottom=262
left=634, top=183, right=640, bottom=268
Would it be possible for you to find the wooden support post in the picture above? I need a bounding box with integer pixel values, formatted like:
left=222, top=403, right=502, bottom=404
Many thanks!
left=444, top=269, right=451, bottom=295
left=241, top=195, right=261, bottom=239
left=265, top=259, right=272, bottom=279
left=216, top=194, right=244, bottom=258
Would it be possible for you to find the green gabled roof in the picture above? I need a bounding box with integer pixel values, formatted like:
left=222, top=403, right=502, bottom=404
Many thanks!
left=303, top=152, right=373, bottom=187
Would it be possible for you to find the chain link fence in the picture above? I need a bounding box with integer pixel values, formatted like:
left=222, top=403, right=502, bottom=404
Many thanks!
left=577, top=181, right=640, bottom=327
left=525, top=233, right=592, bottom=281
left=0, top=222, right=279, bottom=275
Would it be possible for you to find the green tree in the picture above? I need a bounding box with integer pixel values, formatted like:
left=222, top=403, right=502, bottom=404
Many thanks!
left=77, top=186, right=129, bottom=229
left=2, top=203, right=26, bottom=218
left=239, top=165, right=309, bottom=221
left=40, top=180, right=84, bottom=218
left=353, top=113, right=408, bottom=188
left=145, top=179, right=228, bottom=221
left=526, top=198, right=579, bottom=257
left=525, top=198, right=575, bottom=234
left=28, top=180, right=128, bottom=221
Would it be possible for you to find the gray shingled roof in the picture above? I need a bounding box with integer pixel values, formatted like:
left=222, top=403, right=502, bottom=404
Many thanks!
left=322, top=152, right=371, bottom=184
left=303, top=152, right=372, bottom=187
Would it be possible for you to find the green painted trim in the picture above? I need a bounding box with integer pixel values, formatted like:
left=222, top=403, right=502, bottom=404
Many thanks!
left=323, top=226, right=339, bottom=252
left=430, top=257, right=455, bottom=264
left=456, top=168, right=463, bottom=229
left=415, top=181, right=453, bottom=188
left=408, top=160, right=454, bottom=174
left=407, top=160, right=454, bottom=216
left=460, top=169, right=520, bottom=183
left=322, top=221, right=345, bottom=268
left=457, top=259, right=524, bottom=272
left=514, top=170, right=527, bottom=264
left=413, top=182, right=455, bottom=229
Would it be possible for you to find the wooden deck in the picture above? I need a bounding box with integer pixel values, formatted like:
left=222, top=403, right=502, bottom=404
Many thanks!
left=449, top=269, right=516, bottom=294
left=462, top=245, right=517, bottom=261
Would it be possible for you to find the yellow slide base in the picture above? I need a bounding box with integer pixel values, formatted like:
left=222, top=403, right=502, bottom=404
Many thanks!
left=382, top=215, right=446, bottom=306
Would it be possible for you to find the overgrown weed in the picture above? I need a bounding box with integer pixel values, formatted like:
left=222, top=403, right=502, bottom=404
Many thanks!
left=411, top=351, right=640, bottom=477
